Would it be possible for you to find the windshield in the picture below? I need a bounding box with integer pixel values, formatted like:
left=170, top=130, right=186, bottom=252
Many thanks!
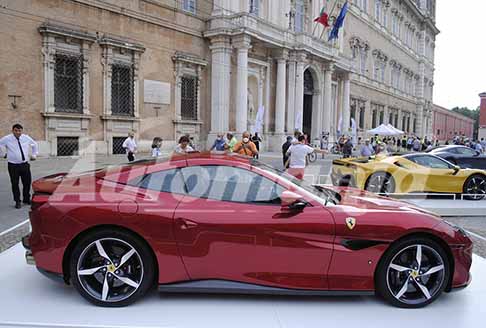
left=250, top=159, right=340, bottom=205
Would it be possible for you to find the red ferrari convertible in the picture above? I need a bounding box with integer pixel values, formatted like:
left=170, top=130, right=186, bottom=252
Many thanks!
left=23, top=152, right=472, bottom=308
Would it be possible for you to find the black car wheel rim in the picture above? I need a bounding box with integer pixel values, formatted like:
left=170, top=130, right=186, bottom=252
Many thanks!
left=77, top=238, right=144, bottom=303
left=386, top=244, right=445, bottom=305
left=466, top=176, right=486, bottom=200
left=367, top=174, right=393, bottom=195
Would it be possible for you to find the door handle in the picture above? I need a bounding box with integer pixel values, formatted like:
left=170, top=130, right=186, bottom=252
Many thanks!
left=177, top=218, right=198, bottom=230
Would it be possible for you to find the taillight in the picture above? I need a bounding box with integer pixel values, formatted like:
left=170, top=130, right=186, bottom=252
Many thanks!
left=31, top=193, right=50, bottom=211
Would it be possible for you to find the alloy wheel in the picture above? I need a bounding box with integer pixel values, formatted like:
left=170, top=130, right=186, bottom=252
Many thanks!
left=76, top=238, right=144, bottom=303
left=465, top=176, right=486, bottom=200
left=366, top=173, right=394, bottom=195
left=386, top=244, right=445, bottom=306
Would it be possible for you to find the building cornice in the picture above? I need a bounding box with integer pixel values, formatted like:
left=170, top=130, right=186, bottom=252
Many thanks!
left=99, top=36, right=145, bottom=53
left=38, top=23, right=97, bottom=43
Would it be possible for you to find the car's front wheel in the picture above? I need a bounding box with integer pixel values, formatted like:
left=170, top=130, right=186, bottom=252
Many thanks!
left=375, top=237, right=450, bottom=308
left=69, top=229, right=155, bottom=307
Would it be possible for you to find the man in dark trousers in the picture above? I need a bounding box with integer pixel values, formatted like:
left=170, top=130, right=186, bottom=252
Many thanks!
left=0, top=124, right=38, bottom=208
left=282, top=136, right=293, bottom=169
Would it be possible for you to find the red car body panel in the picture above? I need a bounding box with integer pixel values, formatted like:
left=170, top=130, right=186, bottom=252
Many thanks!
left=28, top=152, right=472, bottom=293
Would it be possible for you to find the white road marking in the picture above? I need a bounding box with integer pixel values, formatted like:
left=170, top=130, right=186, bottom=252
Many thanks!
left=465, top=229, right=486, bottom=242
left=0, top=219, right=30, bottom=237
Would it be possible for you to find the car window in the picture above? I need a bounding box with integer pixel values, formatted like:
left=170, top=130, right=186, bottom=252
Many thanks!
left=129, top=169, right=186, bottom=194
left=456, top=147, right=476, bottom=156
left=181, top=165, right=284, bottom=204
left=409, top=155, right=452, bottom=169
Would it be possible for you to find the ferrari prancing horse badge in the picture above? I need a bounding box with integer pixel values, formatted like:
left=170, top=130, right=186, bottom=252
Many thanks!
left=346, top=217, right=357, bottom=230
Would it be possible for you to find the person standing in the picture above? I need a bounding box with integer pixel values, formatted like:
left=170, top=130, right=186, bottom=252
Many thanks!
left=286, top=135, right=327, bottom=180
left=342, top=137, right=353, bottom=158
left=174, top=135, right=195, bottom=154
left=360, top=139, right=374, bottom=157
left=251, top=132, right=262, bottom=159
left=233, top=132, right=258, bottom=157
left=0, top=124, right=38, bottom=209
left=151, top=137, right=163, bottom=157
left=210, top=133, right=226, bottom=151
left=282, top=136, right=293, bottom=169
left=122, top=132, right=137, bottom=162
left=225, top=132, right=238, bottom=152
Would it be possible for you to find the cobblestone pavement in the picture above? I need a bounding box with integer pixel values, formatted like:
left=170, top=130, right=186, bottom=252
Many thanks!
left=444, top=217, right=486, bottom=258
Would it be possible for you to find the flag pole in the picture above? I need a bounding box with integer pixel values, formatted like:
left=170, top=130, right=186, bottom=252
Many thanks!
left=319, top=0, right=339, bottom=40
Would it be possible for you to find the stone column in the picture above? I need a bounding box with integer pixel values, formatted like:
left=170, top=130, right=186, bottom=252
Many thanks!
left=287, top=55, right=296, bottom=133
left=323, top=63, right=334, bottom=135
left=234, top=35, right=252, bottom=133
left=416, top=104, right=424, bottom=136
left=264, top=58, right=272, bottom=135
left=294, top=53, right=307, bottom=132
left=275, top=54, right=288, bottom=135
left=210, top=36, right=232, bottom=133
left=342, top=74, right=351, bottom=135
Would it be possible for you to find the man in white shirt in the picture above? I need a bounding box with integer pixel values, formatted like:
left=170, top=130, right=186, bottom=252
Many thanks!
left=122, top=132, right=137, bottom=162
left=286, top=135, right=326, bottom=180
left=0, top=124, right=39, bottom=208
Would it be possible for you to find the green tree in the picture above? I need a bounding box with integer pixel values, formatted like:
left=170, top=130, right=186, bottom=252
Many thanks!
left=451, top=106, right=480, bottom=139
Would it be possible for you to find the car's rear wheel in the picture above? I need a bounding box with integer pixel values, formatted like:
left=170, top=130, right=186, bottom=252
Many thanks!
left=463, top=174, right=486, bottom=200
left=69, top=229, right=155, bottom=307
left=365, top=172, right=395, bottom=196
left=375, top=237, right=450, bottom=308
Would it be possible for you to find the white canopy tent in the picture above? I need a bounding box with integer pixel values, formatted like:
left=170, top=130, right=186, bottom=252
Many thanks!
left=386, top=124, right=405, bottom=135
left=366, top=124, right=403, bottom=136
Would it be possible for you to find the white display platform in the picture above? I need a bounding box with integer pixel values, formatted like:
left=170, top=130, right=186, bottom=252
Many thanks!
left=404, top=198, right=486, bottom=217
left=0, top=243, right=485, bottom=328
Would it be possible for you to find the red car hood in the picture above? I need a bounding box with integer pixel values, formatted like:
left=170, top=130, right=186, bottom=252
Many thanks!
left=325, top=185, right=439, bottom=216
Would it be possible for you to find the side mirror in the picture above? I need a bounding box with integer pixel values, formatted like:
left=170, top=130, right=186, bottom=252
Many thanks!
left=281, top=190, right=307, bottom=212
left=452, top=165, right=460, bottom=175
left=476, top=151, right=481, bottom=157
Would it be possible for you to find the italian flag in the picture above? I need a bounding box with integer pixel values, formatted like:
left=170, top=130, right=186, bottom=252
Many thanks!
left=314, top=7, right=330, bottom=27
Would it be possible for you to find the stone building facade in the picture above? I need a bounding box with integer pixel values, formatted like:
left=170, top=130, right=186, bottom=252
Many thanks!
left=0, top=0, right=438, bottom=155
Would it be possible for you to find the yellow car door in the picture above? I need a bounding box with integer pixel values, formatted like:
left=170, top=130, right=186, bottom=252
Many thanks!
left=403, top=154, right=463, bottom=193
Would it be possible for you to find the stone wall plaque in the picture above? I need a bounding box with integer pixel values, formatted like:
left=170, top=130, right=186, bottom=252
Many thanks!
left=144, top=80, right=171, bottom=105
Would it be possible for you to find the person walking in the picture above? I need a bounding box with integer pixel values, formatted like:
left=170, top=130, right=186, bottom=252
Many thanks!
left=122, top=132, right=137, bottom=162
left=286, top=135, right=326, bottom=180
left=0, top=124, right=38, bottom=209
left=282, top=136, right=293, bottom=169
left=174, top=135, right=195, bottom=154
left=251, top=132, right=262, bottom=159
left=210, top=133, right=226, bottom=151
left=151, top=137, right=163, bottom=157
left=233, top=132, right=258, bottom=157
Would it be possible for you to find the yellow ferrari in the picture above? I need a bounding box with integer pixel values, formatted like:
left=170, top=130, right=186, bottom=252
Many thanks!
left=331, top=153, right=486, bottom=200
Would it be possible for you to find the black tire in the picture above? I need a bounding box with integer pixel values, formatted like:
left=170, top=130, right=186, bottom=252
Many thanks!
left=69, top=229, right=155, bottom=307
left=375, top=237, right=450, bottom=308
left=463, top=174, right=486, bottom=200
left=365, top=172, right=396, bottom=196
left=338, top=175, right=354, bottom=187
